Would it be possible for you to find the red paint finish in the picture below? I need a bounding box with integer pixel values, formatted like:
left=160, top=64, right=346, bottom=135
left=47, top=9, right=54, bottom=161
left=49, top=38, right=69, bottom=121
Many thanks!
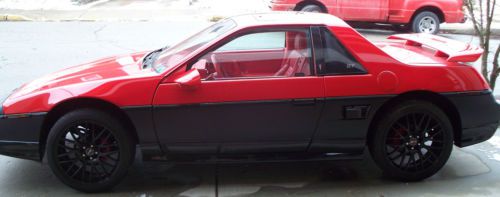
left=2, top=52, right=162, bottom=114
left=271, top=0, right=465, bottom=24
left=1, top=13, right=488, bottom=116
left=388, top=33, right=484, bottom=62
left=155, top=76, right=324, bottom=106
left=377, top=71, right=399, bottom=92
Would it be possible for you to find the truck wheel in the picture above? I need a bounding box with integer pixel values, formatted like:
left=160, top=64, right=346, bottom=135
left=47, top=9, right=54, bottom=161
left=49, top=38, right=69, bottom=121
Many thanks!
left=300, top=5, right=323, bottom=13
left=369, top=101, right=453, bottom=181
left=46, top=109, right=136, bottom=192
left=411, top=11, right=440, bottom=34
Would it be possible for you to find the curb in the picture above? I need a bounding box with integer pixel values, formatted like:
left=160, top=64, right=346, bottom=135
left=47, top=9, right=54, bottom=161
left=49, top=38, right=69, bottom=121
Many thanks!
left=440, top=28, right=500, bottom=37
left=0, top=14, right=32, bottom=21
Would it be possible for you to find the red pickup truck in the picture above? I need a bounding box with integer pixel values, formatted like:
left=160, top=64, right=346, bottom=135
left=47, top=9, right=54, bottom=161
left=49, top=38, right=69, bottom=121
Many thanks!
left=270, top=0, right=466, bottom=34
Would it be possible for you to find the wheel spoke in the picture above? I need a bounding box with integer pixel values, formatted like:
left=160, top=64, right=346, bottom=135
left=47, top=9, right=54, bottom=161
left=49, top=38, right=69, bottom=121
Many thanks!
left=69, top=131, right=82, bottom=145
left=417, top=149, right=426, bottom=169
left=387, top=145, right=404, bottom=156
left=399, top=148, right=407, bottom=166
left=412, top=113, right=419, bottom=131
left=395, top=122, right=407, bottom=131
left=98, top=162, right=110, bottom=176
left=97, top=143, right=118, bottom=149
left=70, top=164, right=84, bottom=178
left=91, top=128, right=107, bottom=144
left=99, top=150, right=119, bottom=157
left=417, top=114, right=427, bottom=131
left=58, top=150, right=76, bottom=158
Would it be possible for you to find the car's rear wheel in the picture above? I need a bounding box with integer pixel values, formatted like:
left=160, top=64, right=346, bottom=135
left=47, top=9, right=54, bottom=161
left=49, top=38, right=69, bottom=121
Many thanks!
left=369, top=101, right=453, bottom=181
left=411, top=11, right=440, bottom=34
left=300, top=4, right=323, bottom=13
left=46, top=109, right=135, bottom=192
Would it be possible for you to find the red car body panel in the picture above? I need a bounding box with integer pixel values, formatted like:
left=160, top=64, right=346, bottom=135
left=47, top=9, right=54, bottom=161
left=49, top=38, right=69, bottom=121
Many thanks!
left=271, top=0, right=465, bottom=24
left=1, top=13, right=487, bottom=115
left=2, top=52, right=162, bottom=114
left=387, top=34, right=484, bottom=62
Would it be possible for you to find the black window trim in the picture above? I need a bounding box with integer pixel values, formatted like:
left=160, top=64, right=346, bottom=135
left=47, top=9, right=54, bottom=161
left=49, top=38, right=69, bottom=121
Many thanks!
left=311, top=26, right=368, bottom=76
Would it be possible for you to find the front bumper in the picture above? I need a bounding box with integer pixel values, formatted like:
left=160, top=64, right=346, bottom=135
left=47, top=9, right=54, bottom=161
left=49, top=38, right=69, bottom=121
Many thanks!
left=444, top=91, right=500, bottom=147
left=0, top=113, right=45, bottom=161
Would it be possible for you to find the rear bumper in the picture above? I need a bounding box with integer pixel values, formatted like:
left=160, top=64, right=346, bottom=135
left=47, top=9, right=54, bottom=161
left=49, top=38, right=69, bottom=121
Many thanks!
left=0, top=113, right=45, bottom=161
left=460, top=122, right=498, bottom=147
left=444, top=91, right=500, bottom=147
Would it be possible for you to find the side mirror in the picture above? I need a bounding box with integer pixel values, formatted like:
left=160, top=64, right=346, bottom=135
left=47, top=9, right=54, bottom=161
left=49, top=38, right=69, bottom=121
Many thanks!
left=175, top=68, right=202, bottom=89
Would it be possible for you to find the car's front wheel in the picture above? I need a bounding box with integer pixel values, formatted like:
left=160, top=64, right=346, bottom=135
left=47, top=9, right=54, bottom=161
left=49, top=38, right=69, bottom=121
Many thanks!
left=46, top=109, right=135, bottom=192
left=369, top=101, right=453, bottom=181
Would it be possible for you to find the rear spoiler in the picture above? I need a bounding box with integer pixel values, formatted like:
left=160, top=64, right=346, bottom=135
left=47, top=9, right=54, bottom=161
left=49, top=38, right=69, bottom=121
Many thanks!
left=387, top=33, right=483, bottom=62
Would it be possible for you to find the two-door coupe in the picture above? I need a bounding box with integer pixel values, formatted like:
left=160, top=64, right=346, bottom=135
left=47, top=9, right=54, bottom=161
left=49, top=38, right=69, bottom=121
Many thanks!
left=0, top=12, right=498, bottom=192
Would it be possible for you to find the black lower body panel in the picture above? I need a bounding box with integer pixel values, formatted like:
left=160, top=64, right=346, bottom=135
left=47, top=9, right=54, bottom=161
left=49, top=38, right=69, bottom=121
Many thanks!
left=460, top=122, right=498, bottom=147
left=309, top=95, right=392, bottom=153
left=0, top=140, right=39, bottom=160
left=0, top=113, right=45, bottom=161
left=444, top=91, right=500, bottom=147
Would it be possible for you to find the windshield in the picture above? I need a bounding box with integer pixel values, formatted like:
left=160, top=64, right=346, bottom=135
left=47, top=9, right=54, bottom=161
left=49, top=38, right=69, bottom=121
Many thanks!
left=152, top=19, right=236, bottom=73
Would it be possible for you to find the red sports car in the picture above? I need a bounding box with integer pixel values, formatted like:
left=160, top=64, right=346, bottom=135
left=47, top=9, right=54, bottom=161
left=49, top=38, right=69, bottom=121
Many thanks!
left=0, top=12, right=498, bottom=192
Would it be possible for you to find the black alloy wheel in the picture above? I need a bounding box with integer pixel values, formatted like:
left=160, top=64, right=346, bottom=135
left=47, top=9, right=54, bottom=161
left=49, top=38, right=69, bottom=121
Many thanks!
left=370, top=101, right=453, bottom=181
left=385, top=112, right=444, bottom=171
left=56, top=121, right=120, bottom=183
left=47, top=109, right=135, bottom=192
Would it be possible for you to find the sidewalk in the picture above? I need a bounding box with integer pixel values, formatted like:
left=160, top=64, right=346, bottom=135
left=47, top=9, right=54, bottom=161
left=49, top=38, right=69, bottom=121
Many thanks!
left=441, top=22, right=500, bottom=36
left=1, top=0, right=499, bottom=36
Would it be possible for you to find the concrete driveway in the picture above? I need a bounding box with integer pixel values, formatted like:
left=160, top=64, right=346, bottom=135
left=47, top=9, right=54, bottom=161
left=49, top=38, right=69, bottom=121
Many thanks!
left=1, top=22, right=500, bottom=196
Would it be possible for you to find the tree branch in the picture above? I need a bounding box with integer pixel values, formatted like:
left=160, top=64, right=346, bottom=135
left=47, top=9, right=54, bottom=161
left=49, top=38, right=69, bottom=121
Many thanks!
left=466, top=0, right=486, bottom=47
left=489, top=44, right=500, bottom=89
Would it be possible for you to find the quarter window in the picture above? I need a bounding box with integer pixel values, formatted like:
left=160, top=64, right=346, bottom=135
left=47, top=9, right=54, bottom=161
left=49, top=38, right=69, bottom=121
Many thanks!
left=315, top=27, right=367, bottom=75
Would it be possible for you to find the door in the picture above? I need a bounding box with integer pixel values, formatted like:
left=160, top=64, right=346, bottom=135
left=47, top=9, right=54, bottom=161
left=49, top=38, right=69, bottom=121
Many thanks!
left=153, top=28, right=324, bottom=154
left=338, top=0, right=389, bottom=22
left=309, top=26, right=382, bottom=154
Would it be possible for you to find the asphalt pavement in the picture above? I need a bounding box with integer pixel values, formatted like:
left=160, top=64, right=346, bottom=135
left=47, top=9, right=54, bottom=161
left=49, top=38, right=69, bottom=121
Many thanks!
left=1, top=22, right=500, bottom=196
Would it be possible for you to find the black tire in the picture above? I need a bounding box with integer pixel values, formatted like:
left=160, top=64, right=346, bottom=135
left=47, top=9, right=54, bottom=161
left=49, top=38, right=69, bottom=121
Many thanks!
left=300, top=4, right=323, bottom=13
left=369, top=101, right=453, bottom=181
left=46, top=109, right=135, bottom=192
left=411, top=11, right=440, bottom=34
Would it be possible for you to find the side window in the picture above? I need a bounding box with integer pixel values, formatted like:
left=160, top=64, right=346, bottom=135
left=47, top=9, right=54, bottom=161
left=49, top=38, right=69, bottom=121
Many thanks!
left=191, top=29, right=313, bottom=80
left=216, top=32, right=285, bottom=51
left=315, top=27, right=367, bottom=75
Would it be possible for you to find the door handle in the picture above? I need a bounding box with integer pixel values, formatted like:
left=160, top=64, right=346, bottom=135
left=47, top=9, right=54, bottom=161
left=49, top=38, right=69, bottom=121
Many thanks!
left=292, top=98, right=316, bottom=106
